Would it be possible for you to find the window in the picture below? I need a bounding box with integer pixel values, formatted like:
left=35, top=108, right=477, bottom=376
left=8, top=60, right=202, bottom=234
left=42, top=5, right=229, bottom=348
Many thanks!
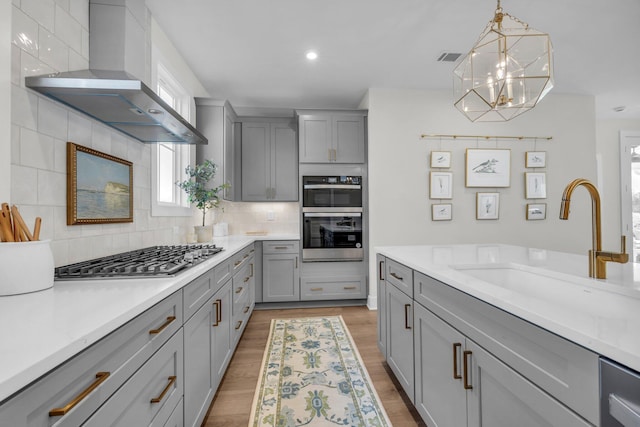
left=620, top=131, right=640, bottom=262
left=151, top=64, right=194, bottom=216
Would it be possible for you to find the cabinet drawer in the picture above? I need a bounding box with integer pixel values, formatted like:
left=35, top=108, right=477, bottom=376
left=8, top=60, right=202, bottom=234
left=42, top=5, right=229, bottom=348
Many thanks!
left=83, top=329, right=184, bottom=427
left=183, top=270, right=214, bottom=321
left=214, top=258, right=232, bottom=292
left=0, top=292, right=182, bottom=427
left=386, top=258, right=413, bottom=297
left=232, top=261, right=253, bottom=311
left=413, top=270, right=599, bottom=425
left=231, top=244, right=254, bottom=273
left=263, top=240, right=299, bottom=254
left=232, top=297, right=252, bottom=344
left=301, top=275, right=366, bottom=300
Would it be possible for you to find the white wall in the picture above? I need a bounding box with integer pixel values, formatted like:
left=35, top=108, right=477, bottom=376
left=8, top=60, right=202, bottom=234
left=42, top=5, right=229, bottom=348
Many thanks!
left=0, top=1, right=10, bottom=202
left=367, top=88, right=599, bottom=303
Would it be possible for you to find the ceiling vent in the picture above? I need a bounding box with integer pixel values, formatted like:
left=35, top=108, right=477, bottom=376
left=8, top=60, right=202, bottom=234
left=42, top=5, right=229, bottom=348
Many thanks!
left=437, top=52, right=462, bottom=62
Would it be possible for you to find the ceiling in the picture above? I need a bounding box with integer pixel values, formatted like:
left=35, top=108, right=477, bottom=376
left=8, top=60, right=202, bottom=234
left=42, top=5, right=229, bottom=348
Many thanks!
left=147, top=0, right=640, bottom=119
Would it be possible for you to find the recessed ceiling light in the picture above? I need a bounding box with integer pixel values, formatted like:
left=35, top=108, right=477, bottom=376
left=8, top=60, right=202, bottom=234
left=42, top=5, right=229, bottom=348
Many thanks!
left=306, top=51, right=318, bottom=60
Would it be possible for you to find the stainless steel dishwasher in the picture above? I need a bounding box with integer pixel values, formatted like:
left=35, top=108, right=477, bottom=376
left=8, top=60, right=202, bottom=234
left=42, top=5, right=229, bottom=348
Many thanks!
left=601, top=358, right=640, bottom=426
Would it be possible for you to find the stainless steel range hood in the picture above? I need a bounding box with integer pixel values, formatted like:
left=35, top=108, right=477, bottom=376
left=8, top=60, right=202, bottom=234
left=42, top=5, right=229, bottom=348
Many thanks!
left=24, top=0, right=207, bottom=145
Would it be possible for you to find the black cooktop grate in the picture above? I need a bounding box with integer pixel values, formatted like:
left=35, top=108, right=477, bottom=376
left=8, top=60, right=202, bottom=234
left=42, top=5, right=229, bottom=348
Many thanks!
left=54, top=244, right=223, bottom=280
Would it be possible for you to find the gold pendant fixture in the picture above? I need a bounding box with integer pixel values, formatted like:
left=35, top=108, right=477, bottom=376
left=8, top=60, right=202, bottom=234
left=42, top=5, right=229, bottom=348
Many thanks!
left=453, top=0, right=554, bottom=122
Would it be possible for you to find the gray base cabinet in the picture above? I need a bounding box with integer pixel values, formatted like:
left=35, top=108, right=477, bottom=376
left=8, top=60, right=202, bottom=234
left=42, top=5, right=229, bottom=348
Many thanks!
left=376, top=255, right=386, bottom=359
left=378, top=254, right=600, bottom=427
left=262, top=241, right=299, bottom=302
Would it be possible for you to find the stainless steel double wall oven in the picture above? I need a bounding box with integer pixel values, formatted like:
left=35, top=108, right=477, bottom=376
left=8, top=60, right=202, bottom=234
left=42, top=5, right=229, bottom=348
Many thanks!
left=302, top=175, right=363, bottom=261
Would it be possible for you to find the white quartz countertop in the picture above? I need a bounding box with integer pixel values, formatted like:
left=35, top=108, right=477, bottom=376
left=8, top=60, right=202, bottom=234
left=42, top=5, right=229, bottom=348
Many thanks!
left=376, top=244, right=640, bottom=374
left=0, top=234, right=299, bottom=404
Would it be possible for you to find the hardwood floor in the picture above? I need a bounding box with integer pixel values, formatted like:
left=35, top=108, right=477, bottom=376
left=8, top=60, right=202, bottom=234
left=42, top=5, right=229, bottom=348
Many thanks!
left=203, top=306, right=426, bottom=426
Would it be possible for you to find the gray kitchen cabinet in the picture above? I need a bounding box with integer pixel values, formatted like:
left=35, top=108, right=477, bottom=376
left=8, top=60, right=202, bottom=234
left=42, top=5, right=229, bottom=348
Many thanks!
left=83, top=329, right=184, bottom=427
left=262, top=240, right=300, bottom=302
left=298, top=110, right=366, bottom=163
left=378, top=253, right=600, bottom=426
left=231, top=251, right=255, bottom=345
left=300, top=275, right=366, bottom=300
left=196, top=100, right=241, bottom=200
left=385, top=279, right=414, bottom=403
left=241, top=119, right=297, bottom=201
left=211, top=279, right=233, bottom=394
left=376, top=255, right=387, bottom=358
left=0, top=292, right=182, bottom=427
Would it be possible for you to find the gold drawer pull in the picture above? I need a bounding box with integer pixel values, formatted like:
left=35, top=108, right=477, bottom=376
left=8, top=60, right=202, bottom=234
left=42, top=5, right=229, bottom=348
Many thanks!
left=149, top=316, right=176, bottom=335
left=310, top=287, right=323, bottom=291
left=404, top=304, right=411, bottom=329
left=243, top=253, right=249, bottom=259
left=463, top=350, right=473, bottom=390
left=150, top=376, right=176, bottom=404
left=274, top=246, right=288, bottom=250
left=250, top=263, right=254, bottom=277
left=453, top=343, right=462, bottom=379
left=235, top=286, right=243, bottom=294
left=212, top=300, right=220, bottom=326
left=390, top=272, right=403, bottom=281
left=49, top=372, right=110, bottom=416
left=235, top=320, right=243, bottom=330
left=343, top=286, right=357, bottom=290
left=234, top=260, right=242, bottom=267
left=244, top=276, right=250, bottom=283
left=243, top=306, right=250, bottom=313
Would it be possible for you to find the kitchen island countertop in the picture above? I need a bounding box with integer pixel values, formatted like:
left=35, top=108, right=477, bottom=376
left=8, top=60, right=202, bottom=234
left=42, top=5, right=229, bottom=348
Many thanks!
left=0, top=234, right=299, bottom=404
left=377, top=244, right=640, bottom=374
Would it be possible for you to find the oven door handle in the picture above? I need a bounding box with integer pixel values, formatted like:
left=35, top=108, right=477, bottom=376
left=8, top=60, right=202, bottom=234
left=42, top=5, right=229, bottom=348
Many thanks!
left=610, top=393, right=640, bottom=426
left=303, top=212, right=362, bottom=218
left=303, top=184, right=361, bottom=190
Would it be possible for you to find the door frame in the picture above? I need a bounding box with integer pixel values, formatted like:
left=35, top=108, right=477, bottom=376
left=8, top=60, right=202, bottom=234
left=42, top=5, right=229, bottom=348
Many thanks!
left=619, top=131, right=640, bottom=256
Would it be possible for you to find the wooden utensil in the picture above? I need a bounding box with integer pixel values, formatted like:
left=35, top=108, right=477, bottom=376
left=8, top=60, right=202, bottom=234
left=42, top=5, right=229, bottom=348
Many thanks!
left=33, top=217, right=42, bottom=241
left=10, top=205, right=34, bottom=241
left=0, top=207, right=14, bottom=242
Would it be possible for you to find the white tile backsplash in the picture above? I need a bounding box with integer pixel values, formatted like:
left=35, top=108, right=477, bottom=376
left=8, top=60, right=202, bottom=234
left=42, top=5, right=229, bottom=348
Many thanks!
left=11, top=165, right=38, bottom=205
left=54, top=4, right=82, bottom=53
left=20, top=49, right=55, bottom=83
left=68, top=111, right=92, bottom=143
left=38, top=28, right=68, bottom=71
left=12, top=6, right=39, bottom=57
left=11, top=84, right=38, bottom=130
left=69, top=0, right=88, bottom=29
left=20, top=127, right=55, bottom=170
left=37, top=169, right=66, bottom=205
left=21, top=0, right=55, bottom=31
left=37, top=97, right=68, bottom=139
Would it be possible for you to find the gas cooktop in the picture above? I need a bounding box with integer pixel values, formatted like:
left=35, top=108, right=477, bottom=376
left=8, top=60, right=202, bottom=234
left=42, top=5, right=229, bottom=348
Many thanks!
left=54, top=244, right=224, bottom=280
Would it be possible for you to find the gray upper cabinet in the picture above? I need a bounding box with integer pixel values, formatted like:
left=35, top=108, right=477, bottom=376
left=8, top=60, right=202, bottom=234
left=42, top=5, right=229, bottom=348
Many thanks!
left=241, top=119, right=298, bottom=202
left=195, top=100, right=241, bottom=201
left=298, top=110, right=366, bottom=163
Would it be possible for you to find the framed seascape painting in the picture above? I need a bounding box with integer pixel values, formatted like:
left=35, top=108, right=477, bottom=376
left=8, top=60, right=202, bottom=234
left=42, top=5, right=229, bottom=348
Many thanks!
left=465, top=149, right=511, bottom=187
left=67, top=142, right=133, bottom=225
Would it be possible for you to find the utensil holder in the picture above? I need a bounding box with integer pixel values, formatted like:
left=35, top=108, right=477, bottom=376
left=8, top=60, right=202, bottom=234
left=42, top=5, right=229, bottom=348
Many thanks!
left=0, top=240, right=54, bottom=296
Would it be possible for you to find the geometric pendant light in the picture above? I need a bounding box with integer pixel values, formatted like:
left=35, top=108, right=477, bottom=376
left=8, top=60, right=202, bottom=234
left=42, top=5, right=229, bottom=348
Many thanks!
left=453, top=0, right=554, bottom=122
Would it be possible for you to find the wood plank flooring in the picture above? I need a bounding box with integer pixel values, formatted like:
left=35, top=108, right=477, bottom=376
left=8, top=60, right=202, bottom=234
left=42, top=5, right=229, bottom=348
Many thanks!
left=203, top=306, right=426, bottom=426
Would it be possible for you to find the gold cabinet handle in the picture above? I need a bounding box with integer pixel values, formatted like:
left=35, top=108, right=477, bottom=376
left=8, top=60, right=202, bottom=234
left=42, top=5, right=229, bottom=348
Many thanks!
left=328, top=148, right=332, bottom=161
left=453, top=343, right=462, bottom=379
left=390, top=272, right=403, bottom=281
left=243, top=306, right=250, bottom=314
left=310, top=287, right=323, bottom=291
left=250, top=263, right=254, bottom=277
left=379, top=260, right=385, bottom=280
left=243, top=253, right=249, bottom=259
left=463, top=350, right=473, bottom=390
left=212, top=299, right=221, bottom=326
left=235, top=320, right=243, bottom=330
left=235, top=286, right=243, bottom=294
left=295, top=256, right=298, bottom=269
left=150, top=376, right=176, bottom=404
left=234, top=260, right=242, bottom=267
left=149, top=316, right=176, bottom=335
left=244, top=276, right=250, bottom=283
left=343, top=286, right=357, bottom=290
left=404, top=304, right=411, bottom=329
left=274, top=246, right=288, bottom=249
left=49, top=372, right=110, bottom=416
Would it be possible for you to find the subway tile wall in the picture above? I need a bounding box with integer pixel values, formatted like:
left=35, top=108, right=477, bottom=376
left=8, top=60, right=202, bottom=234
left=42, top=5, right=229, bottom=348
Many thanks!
left=216, top=201, right=300, bottom=236
left=10, top=1, right=195, bottom=267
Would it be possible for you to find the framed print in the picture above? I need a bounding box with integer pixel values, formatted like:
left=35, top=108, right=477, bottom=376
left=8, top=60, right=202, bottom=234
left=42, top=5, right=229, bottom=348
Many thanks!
left=525, top=151, right=546, bottom=168
left=430, top=151, right=451, bottom=168
left=432, top=203, right=452, bottom=221
left=465, top=149, right=511, bottom=187
left=67, top=142, right=133, bottom=225
left=526, top=203, right=547, bottom=220
left=476, top=192, right=500, bottom=220
left=430, top=172, right=453, bottom=199
left=525, top=172, right=547, bottom=199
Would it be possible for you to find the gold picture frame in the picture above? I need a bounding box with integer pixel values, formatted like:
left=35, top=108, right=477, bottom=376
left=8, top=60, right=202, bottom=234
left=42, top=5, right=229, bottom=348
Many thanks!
left=465, top=148, right=511, bottom=187
left=67, top=142, right=133, bottom=225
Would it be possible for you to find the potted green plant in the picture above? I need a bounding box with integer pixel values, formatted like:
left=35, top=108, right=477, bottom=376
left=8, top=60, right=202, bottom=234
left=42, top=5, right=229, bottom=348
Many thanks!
left=176, top=159, right=229, bottom=242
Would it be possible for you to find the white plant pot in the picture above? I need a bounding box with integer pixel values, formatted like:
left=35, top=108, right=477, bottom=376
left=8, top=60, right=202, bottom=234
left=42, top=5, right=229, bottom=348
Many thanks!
left=0, top=240, right=54, bottom=296
left=194, top=225, right=213, bottom=243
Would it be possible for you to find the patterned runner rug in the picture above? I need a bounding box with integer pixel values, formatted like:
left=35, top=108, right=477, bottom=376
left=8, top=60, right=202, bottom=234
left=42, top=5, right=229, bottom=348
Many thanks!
left=249, top=316, right=392, bottom=426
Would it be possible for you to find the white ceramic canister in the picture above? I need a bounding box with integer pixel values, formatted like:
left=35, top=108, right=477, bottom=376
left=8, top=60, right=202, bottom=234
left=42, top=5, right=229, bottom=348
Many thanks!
left=0, top=240, right=54, bottom=296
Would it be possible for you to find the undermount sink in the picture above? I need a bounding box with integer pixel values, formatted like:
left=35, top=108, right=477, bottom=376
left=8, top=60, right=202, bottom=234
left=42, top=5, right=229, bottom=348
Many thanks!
left=451, top=263, right=581, bottom=290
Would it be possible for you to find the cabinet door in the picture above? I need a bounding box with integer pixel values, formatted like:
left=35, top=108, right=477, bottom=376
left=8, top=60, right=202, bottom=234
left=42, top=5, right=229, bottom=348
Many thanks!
left=271, top=123, right=298, bottom=201
left=212, top=280, right=233, bottom=391
left=183, top=299, right=215, bottom=427
left=465, top=340, right=593, bottom=427
left=414, top=303, right=466, bottom=427
left=333, top=114, right=365, bottom=163
left=223, top=105, right=241, bottom=201
left=299, top=114, right=332, bottom=162
left=263, top=253, right=299, bottom=302
left=376, top=255, right=387, bottom=358
left=386, top=283, right=414, bottom=403
left=241, top=122, right=270, bottom=201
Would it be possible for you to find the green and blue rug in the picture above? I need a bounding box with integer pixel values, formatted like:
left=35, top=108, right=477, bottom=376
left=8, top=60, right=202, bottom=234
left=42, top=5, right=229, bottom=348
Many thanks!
left=249, top=316, right=392, bottom=427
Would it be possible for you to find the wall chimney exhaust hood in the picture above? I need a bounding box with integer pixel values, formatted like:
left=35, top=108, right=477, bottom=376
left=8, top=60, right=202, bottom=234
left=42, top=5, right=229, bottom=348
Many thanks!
left=24, top=0, right=207, bottom=145
left=25, top=70, right=207, bottom=145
